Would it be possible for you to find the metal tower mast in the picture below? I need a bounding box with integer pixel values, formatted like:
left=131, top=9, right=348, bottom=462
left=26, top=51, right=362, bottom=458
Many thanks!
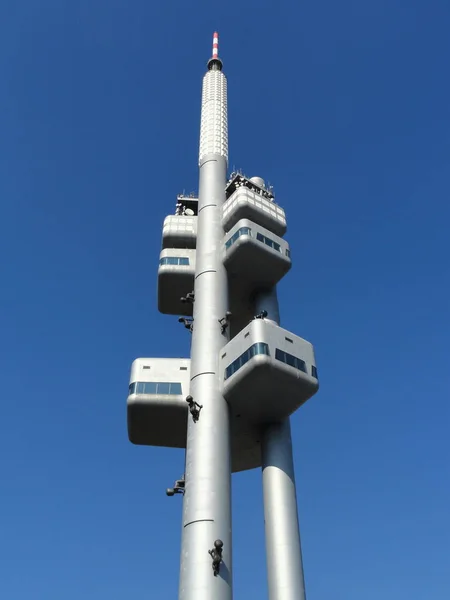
left=178, top=32, right=232, bottom=600
left=127, top=32, right=319, bottom=600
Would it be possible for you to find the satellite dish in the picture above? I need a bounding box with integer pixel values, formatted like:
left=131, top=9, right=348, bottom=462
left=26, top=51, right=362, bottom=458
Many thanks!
left=249, top=176, right=265, bottom=189
left=185, top=208, right=194, bottom=216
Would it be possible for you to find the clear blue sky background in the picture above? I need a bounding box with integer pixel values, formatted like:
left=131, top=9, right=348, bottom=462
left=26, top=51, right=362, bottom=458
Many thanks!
left=1, top=1, right=449, bottom=598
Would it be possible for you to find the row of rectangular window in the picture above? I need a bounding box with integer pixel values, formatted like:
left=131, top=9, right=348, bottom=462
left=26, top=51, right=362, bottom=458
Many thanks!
left=275, top=349, right=307, bottom=373
left=256, top=232, right=281, bottom=252
left=159, top=257, right=190, bottom=266
left=225, top=226, right=251, bottom=249
left=224, top=227, right=286, bottom=256
left=224, top=345, right=318, bottom=380
left=224, top=342, right=270, bottom=380
left=163, top=225, right=289, bottom=258
left=128, top=381, right=183, bottom=395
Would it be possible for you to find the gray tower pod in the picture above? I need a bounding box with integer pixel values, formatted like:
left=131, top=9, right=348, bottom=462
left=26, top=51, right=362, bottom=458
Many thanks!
left=127, top=358, right=190, bottom=448
left=220, top=319, right=319, bottom=424
left=162, top=215, right=197, bottom=249
left=158, top=248, right=195, bottom=316
left=223, top=184, right=287, bottom=237
left=127, top=358, right=262, bottom=472
left=223, top=219, right=291, bottom=290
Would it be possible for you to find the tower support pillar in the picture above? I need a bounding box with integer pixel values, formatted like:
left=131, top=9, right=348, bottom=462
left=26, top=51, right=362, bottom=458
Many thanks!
left=256, top=289, right=307, bottom=600
left=261, top=420, right=307, bottom=600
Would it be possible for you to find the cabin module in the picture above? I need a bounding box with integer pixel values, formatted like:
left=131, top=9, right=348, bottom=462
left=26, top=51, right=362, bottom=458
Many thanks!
left=161, top=195, right=198, bottom=249
left=223, top=174, right=287, bottom=237
left=223, top=219, right=291, bottom=291
left=127, top=358, right=190, bottom=448
left=220, top=319, right=319, bottom=424
left=162, top=215, right=197, bottom=249
left=158, top=248, right=195, bottom=316
left=127, top=357, right=263, bottom=472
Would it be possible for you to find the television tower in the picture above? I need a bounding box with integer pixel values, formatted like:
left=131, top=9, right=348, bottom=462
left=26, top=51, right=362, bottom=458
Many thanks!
left=127, top=33, right=319, bottom=600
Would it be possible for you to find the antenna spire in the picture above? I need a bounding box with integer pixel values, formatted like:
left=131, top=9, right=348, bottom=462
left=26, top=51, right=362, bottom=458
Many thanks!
left=212, top=31, right=219, bottom=59
left=207, top=31, right=223, bottom=71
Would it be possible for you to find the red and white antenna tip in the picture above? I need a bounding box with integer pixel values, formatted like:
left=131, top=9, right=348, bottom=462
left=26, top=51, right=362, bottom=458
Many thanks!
left=212, top=31, right=219, bottom=59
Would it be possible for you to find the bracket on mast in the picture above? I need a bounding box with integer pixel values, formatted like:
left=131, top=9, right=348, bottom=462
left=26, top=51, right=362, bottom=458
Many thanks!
left=166, top=475, right=185, bottom=497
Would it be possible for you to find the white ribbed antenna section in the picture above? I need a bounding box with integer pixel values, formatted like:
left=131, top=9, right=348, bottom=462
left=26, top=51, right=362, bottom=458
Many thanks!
left=199, top=70, right=228, bottom=164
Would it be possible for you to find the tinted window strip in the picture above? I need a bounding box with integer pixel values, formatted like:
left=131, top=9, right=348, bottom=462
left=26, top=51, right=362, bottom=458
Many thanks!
left=224, top=342, right=269, bottom=380
left=128, top=381, right=183, bottom=395
left=275, top=348, right=307, bottom=373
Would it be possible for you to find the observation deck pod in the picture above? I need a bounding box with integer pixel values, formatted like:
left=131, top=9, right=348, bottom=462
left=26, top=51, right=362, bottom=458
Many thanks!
left=220, top=319, right=319, bottom=424
left=162, top=215, right=197, bottom=249
left=223, top=219, right=291, bottom=291
left=127, top=358, right=190, bottom=448
left=127, top=358, right=263, bottom=472
left=158, top=249, right=195, bottom=316
left=224, top=175, right=287, bottom=237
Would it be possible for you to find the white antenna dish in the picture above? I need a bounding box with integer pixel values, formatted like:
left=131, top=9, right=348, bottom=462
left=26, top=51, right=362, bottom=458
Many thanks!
left=249, top=176, right=265, bottom=189
left=185, top=208, right=195, bottom=216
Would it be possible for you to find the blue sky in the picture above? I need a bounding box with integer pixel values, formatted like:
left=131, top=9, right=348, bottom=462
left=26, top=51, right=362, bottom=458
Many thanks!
left=1, top=0, right=449, bottom=598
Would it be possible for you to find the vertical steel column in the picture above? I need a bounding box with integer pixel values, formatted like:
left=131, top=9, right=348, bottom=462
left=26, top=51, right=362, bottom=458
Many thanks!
left=178, top=52, right=232, bottom=600
left=255, top=289, right=307, bottom=600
